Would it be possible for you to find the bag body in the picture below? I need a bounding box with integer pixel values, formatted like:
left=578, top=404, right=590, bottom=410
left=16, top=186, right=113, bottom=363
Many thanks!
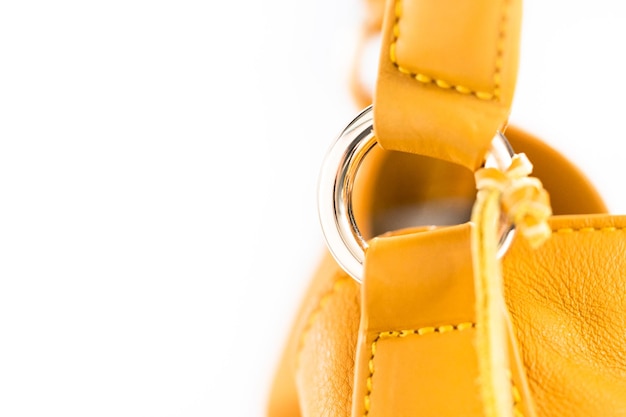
left=269, top=0, right=626, bottom=416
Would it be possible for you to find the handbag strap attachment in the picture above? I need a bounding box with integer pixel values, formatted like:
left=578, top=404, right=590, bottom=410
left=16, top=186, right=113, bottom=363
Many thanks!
left=373, top=0, right=522, bottom=170
left=351, top=155, right=551, bottom=417
left=349, top=1, right=554, bottom=415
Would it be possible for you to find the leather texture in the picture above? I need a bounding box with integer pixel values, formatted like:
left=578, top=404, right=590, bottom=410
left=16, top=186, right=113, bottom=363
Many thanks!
left=504, top=214, right=626, bottom=417
left=374, top=0, right=522, bottom=170
left=267, top=127, right=623, bottom=417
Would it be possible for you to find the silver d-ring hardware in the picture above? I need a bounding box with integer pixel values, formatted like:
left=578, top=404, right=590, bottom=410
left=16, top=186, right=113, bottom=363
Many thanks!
left=317, top=105, right=515, bottom=283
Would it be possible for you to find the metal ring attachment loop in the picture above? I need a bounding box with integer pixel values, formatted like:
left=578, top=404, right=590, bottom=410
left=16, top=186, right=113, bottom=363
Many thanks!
left=317, top=105, right=515, bottom=283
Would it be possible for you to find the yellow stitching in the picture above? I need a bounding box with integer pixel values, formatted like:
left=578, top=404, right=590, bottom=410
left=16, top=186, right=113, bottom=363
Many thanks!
left=552, top=227, right=626, bottom=233
left=296, top=277, right=353, bottom=368
left=505, top=370, right=525, bottom=416
left=363, top=322, right=476, bottom=416
left=390, top=0, right=497, bottom=101
left=364, top=322, right=524, bottom=416
left=512, top=382, right=523, bottom=417
left=493, top=0, right=510, bottom=100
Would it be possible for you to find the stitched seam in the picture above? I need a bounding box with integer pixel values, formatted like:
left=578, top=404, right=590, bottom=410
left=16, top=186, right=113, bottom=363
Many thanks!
left=363, top=322, right=476, bottom=416
left=363, top=322, right=524, bottom=417
left=295, top=277, right=353, bottom=369
left=552, top=227, right=626, bottom=233
left=390, top=0, right=499, bottom=101
left=511, top=378, right=524, bottom=417
left=493, top=0, right=510, bottom=101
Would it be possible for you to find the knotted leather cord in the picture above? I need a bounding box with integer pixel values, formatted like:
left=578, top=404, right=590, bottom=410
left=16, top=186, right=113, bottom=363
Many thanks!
left=471, top=153, right=551, bottom=417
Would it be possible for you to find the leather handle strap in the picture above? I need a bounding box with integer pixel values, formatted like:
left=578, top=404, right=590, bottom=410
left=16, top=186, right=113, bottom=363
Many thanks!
left=352, top=226, right=536, bottom=417
left=373, top=0, right=522, bottom=170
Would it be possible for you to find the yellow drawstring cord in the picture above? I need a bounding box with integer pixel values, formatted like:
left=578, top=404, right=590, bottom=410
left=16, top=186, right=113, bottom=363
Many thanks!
left=472, top=153, right=552, bottom=417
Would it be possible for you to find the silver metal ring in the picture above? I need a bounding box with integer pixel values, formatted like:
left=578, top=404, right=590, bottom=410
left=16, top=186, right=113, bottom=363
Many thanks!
left=317, top=105, right=515, bottom=283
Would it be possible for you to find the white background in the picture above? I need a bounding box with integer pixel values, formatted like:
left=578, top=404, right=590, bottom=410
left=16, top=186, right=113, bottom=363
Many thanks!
left=1, top=1, right=625, bottom=416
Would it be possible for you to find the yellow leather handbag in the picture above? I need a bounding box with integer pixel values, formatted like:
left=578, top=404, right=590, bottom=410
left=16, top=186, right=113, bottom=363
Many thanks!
left=269, top=1, right=626, bottom=416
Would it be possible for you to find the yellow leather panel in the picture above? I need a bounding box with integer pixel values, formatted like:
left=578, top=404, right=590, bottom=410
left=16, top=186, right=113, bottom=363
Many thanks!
left=395, top=0, right=505, bottom=97
left=353, top=225, right=485, bottom=417
left=504, top=214, right=626, bottom=417
left=296, top=275, right=360, bottom=417
left=374, top=0, right=522, bottom=169
left=268, top=254, right=357, bottom=417
left=363, top=225, right=476, bottom=330
left=366, top=328, right=482, bottom=416
left=351, top=224, right=536, bottom=417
